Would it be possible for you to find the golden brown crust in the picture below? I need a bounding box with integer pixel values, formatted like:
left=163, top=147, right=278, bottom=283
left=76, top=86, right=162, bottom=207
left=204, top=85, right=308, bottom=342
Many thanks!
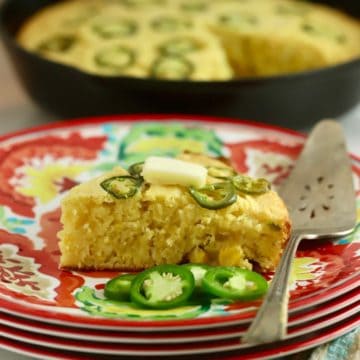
left=276, top=219, right=292, bottom=267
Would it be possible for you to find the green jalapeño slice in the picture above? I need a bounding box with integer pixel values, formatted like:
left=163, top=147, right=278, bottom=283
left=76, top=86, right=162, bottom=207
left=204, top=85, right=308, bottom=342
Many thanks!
left=202, top=267, right=268, bottom=301
left=181, top=263, right=211, bottom=294
left=151, top=16, right=192, bottom=32
left=130, top=265, right=195, bottom=309
left=218, top=13, right=258, bottom=27
left=151, top=56, right=193, bottom=80
left=301, top=23, right=346, bottom=44
left=188, top=182, right=237, bottom=210
left=128, top=161, right=144, bottom=178
left=180, top=1, right=208, bottom=12
left=119, top=0, right=165, bottom=7
left=104, top=274, right=136, bottom=301
left=37, top=34, right=76, bottom=53
left=232, top=175, right=270, bottom=194
left=159, top=37, right=203, bottom=56
left=207, top=166, right=237, bottom=180
left=92, top=19, right=138, bottom=39
left=100, top=175, right=142, bottom=199
left=276, top=3, right=310, bottom=16
left=181, top=264, right=210, bottom=287
left=94, top=45, right=135, bottom=71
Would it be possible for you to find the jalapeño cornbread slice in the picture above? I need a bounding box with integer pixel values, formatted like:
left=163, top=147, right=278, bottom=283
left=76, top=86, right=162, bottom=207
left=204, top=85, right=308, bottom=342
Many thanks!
left=58, top=153, right=290, bottom=271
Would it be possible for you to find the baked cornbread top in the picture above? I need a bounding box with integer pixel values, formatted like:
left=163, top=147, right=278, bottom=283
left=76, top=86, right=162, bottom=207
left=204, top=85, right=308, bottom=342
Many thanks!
left=64, top=153, right=289, bottom=226
left=17, top=0, right=360, bottom=79
left=59, top=151, right=291, bottom=270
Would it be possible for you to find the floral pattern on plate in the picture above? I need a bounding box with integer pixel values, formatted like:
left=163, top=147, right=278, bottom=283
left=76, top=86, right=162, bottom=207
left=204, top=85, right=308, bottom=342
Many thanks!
left=0, top=116, right=358, bottom=326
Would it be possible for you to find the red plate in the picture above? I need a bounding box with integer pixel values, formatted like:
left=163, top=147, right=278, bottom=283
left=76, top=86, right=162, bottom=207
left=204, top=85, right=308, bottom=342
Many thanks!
left=0, top=115, right=359, bottom=331
left=2, top=316, right=357, bottom=360
left=0, top=303, right=360, bottom=360
left=0, top=287, right=358, bottom=345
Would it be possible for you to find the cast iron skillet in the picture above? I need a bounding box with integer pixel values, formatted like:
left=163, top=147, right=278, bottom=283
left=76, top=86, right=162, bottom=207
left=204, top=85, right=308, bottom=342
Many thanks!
left=1, top=0, right=360, bottom=127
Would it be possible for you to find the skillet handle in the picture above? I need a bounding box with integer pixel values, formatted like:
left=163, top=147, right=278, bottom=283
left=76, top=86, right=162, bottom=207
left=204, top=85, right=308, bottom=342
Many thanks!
left=242, top=232, right=303, bottom=344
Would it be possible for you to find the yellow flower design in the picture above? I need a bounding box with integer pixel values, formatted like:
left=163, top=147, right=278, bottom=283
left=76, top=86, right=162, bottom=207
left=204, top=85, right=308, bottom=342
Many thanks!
left=127, top=136, right=206, bottom=154
left=289, top=257, right=318, bottom=289
left=17, top=164, right=88, bottom=203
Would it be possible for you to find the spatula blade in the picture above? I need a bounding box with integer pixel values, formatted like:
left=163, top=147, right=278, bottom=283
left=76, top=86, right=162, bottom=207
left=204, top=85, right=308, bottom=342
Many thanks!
left=280, top=120, right=356, bottom=235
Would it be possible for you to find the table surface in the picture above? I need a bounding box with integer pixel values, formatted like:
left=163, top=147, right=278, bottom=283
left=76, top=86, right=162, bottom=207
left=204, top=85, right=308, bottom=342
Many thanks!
left=0, top=34, right=359, bottom=360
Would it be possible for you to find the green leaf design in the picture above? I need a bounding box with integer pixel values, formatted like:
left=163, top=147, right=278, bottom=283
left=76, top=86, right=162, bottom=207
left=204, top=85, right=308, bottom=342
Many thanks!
left=75, top=286, right=210, bottom=320
left=118, top=122, right=224, bottom=165
left=0, top=207, right=6, bottom=222
left=92, top=162, right=120, bottom=172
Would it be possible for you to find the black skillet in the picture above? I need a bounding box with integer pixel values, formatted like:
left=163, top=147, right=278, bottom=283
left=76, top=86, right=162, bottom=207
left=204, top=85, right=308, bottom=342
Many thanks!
left=1, top=0, right=360, bottom=127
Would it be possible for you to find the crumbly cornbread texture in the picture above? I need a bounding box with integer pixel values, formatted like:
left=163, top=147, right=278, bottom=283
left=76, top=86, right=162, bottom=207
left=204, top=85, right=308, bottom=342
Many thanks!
left=58, top=154, right=290, bottom=271
left=17, top=0, right=360, bottom=79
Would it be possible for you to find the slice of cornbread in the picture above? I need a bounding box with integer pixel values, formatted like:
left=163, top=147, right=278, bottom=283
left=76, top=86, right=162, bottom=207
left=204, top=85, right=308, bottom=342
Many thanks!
left=58, top=154, right=290, bottom=271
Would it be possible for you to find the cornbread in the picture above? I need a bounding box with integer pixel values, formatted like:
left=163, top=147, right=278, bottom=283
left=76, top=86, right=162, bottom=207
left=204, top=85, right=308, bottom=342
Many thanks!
left=17, top=0, right=360, bottom=79
left=58, top=153, right=290, bottom=271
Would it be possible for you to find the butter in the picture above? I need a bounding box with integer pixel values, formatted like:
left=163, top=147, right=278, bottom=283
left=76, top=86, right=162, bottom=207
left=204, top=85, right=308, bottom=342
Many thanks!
left=142, top=156, right=207, bottom=188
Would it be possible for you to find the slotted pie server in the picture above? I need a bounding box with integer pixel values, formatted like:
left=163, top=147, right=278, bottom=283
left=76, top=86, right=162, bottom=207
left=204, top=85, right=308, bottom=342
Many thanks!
left=243, top=120, right=357, bottom=344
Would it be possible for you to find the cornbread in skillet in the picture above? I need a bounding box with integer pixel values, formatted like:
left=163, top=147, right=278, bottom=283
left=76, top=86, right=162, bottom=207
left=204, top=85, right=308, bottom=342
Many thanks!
left=209, top=0, right=360, bottom=76
left=58, top=153, right=290, bottom=271
left=17, top=0, right=360, bottom=79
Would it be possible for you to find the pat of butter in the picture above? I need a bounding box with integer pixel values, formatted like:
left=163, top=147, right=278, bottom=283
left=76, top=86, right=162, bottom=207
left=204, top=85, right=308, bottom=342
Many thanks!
left=142, top=156, right=207, bottom=188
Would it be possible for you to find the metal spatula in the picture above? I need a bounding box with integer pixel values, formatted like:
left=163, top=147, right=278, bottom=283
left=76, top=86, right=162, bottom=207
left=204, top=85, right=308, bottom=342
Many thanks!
left=243, top=120, right=357, bottom=344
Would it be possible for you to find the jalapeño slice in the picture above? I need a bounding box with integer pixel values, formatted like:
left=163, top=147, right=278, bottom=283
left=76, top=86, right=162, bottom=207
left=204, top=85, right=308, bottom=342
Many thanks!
left=202, top=267, right=268, bottom=301
left=100, top=175, right=142, bottom=199
left=128, top=161, right=144, bottom=178
left=276, top=3, right=310, bottom=16
left=94, top=45, right=135, bottom=71
left=207, top=166, right=237, bottom=180
left=218, top=13, right=258, bottom=27
left=151, top=56, right=193, bottom=80
left=182, top=263, right=210, bottom=290
left=180, top=2, right=208, bottom=12
left=159, top=37, right=203, bottom=56
left=104, top=274, right=136, bottom=301
left=130, top=265, right=195, bottom=309
left=92, top=19, right=138, bottom=38
left=63, top=6, right=97, bottom=27
left=119, top=0, right=165, bottom=7
left=188, top=182, right=237, bottom=210
left=37, top=34, right=76, bottom=53
left=232, top=175, right=270, bottom=194
left=151, top=16, right=192, bottom=32
left=301, top=23, right=346, bottom=44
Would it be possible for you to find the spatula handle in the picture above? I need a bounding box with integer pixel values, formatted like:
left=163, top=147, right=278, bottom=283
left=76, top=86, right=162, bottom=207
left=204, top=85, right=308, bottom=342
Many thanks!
left=242, top=232, right=303, bottom=344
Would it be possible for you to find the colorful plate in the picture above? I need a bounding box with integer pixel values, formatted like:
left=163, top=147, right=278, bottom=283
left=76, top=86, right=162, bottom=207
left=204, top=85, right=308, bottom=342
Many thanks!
left=1, top=304, right=359, bottom=357
left=1, top=274, right=359, bottom=332
left=1, top=317, right=359, bottom=360
left=0, top=115, right=359, bottom=331
left=0, top=288, right=358, bottom=345
left=1, top=316, right=358, bottom=360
